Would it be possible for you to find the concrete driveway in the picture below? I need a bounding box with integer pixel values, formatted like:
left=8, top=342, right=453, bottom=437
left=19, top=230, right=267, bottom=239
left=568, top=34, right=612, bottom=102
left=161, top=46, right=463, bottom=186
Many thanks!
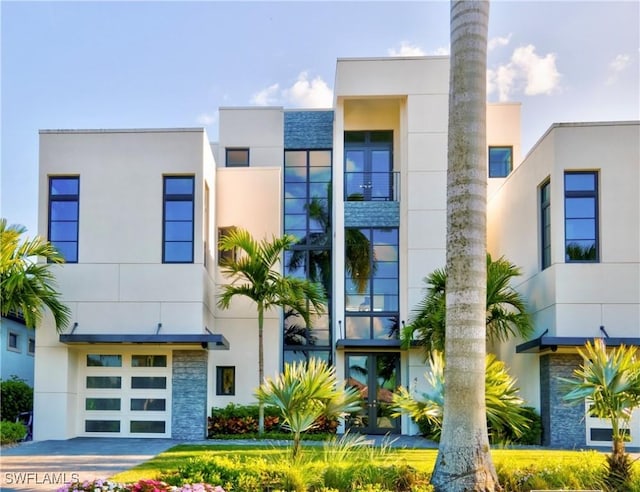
left=0, top=438, right=178, bottom=492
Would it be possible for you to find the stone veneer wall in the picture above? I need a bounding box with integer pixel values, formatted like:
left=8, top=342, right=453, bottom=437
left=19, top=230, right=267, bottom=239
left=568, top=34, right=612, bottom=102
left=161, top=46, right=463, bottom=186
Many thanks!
left=345, top=201, right=400, bottom=228
left=540, top=353, right=585, bottom=448
left=172, top=350, right=208, bottom=440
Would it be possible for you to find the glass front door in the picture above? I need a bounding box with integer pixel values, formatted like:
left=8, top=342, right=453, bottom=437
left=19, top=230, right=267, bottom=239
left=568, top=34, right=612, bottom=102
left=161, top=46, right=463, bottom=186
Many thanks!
left=345, top=353, right=400, bottom=434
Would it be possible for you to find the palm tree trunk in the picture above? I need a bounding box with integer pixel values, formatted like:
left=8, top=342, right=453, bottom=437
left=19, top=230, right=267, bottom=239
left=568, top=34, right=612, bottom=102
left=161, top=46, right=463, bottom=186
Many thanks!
left=431, top=2, right=499, bottom=491
left=258, top=303, right=265, bottom=435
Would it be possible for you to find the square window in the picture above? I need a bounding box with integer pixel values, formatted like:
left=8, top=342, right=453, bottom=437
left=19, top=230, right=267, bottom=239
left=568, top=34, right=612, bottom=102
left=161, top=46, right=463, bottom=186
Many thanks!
left=226, top=148, right=249, bottom=167
left=216, top=366, right=235, bottom=395
left=488, top=147, right=513, bottom=178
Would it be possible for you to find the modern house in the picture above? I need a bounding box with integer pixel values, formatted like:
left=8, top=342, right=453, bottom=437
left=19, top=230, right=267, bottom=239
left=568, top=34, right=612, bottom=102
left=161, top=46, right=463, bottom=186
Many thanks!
left=34, top=56, right=639, bottom=448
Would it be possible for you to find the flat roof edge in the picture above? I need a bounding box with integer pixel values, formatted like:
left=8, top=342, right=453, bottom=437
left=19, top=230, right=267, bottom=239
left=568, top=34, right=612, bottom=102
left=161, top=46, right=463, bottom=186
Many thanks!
left=39, top=128, right=205, bottom=135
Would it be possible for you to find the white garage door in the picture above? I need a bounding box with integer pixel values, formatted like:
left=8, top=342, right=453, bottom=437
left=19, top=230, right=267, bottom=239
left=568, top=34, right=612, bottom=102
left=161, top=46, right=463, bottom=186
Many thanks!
left=80, top=351, right=171, bottom=437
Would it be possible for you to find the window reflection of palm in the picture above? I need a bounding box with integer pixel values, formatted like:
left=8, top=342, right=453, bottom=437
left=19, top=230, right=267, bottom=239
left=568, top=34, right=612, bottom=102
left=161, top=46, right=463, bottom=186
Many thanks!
left=223, top=370, right=233, bottom=394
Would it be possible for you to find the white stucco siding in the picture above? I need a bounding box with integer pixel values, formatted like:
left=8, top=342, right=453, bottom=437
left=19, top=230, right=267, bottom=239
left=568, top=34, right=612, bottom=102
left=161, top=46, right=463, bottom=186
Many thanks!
left=407, top=133, right=448, bottom=172
left=39, top=129, right=208, bottom=265
left=217, top=107, right=283, bottom=168
left=335, top=57, right=449, bottom=98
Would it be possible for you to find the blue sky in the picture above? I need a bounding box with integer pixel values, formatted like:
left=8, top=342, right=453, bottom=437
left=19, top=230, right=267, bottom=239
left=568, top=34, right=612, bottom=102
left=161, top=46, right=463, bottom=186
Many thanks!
left=2, top=1, right=638, bottom=235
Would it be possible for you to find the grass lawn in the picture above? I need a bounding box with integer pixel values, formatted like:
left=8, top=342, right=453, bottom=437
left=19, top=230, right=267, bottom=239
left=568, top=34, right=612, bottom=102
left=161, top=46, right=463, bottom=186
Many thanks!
left=111, top=443, right=640, bottom=488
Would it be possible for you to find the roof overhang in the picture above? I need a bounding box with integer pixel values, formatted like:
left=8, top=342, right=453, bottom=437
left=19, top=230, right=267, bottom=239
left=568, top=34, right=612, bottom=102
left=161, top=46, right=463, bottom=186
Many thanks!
left=516, top=336, right=640, bottom=354
left=59, top=333, right=229, bottom=350
left=336, top=339, right=402, bottom=350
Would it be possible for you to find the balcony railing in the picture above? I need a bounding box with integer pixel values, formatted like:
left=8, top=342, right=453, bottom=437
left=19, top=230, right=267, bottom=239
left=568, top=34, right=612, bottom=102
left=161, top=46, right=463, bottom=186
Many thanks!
left=344, top=172, right=400, bottom=202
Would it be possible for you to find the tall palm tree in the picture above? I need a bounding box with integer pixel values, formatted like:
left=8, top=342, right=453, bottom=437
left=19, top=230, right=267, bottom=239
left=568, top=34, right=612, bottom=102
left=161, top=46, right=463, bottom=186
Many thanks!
left=431, top=2, right=497, bottom=491
left=402, top=254, right=533, bottom=354
left=562, top=339, right=640, bottom=490
left=217, top=227, right=326, bottom=434
left=0, top=218, right=71, bottom=332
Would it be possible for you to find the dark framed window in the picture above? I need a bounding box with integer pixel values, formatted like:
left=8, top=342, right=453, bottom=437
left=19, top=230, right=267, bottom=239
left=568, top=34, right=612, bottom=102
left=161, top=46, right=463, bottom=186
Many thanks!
left=131, top=398, right=166, bottom=411
left=488, top=146, right=513, bottom=178
left=85, top=398, right=121, bottom=411
left=216, top=366, right=235, bottom=395
left=87, top=354, right=122, bottom=367
left=283, top=149, right=332, bottom=366
left=345, top=227, right=399, bottom=340
left=86, top=376, right=121, bottom=389
left=7, top=332, right=19, bottom=352
left=28, top=337, right=35, bottom=355
left=344, top=131, right=394, bottom=201
left=218, top=226, right=238, bottom=265
left=130, top=420, right=165, bottom=433
left=564, top=171, right=598, bottom=262
left=85, top=420, right=120, bottom=433
left=131, top=355, right=167, bottom=367
left=48, top=176, right=79, bottom=262
left=163, top=176, right=194, bottom=263
left=131, top=376, right=166, bottom=389
left=226, top=148, right=249, bottom=167
left=540, top=180, right=551, bottom=270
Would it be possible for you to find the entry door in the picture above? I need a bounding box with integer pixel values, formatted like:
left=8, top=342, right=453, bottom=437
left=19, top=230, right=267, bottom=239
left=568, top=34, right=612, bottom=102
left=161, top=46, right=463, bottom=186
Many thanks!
left=345, top=353, right=400, bottom=434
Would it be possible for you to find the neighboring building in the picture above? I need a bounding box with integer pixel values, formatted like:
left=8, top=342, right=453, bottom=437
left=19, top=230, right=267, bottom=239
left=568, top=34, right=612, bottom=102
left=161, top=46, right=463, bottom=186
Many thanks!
left=33, top=56, right=639, bottom=447
left=1, top=315, right=36, bottom=386
left=488, top=121, right=640, bottom=448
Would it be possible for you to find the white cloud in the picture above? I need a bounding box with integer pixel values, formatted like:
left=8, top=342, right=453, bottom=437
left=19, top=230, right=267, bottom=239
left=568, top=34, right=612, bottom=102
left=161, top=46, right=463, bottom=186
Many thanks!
left=488, top=33, right=512, bottom=51
left=250, top=83, right=280, bottom=106
left=487, top=44, right=561, bottom=101
left=428, top=46, right=449, bottom=56
left=606, top=53, right=631, bottom=85
left=388, top=41, right=426, bottom=57
left=284, top=72, right=333, bottom=108
left=196, top=113, right=216, bottom=125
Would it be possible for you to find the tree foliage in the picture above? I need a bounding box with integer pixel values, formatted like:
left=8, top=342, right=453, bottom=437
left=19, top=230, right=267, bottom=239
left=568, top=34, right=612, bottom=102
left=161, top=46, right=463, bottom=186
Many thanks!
left=217, top=227, right=326, bottom=434
left=402, top=254, right=532, bottom=354
left=1, top=218, right=71, bottom=331
left=392, top=351, right=530, bottom=443
left=256, top=358, right=362, bottom=459
left=562, top=339, right=640, bottom=489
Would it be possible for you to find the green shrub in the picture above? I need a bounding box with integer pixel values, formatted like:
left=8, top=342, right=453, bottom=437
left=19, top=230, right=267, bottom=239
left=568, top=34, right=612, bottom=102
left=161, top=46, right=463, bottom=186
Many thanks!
left=0, top=377, right=33, bottom=422
left=495, top=450, right=610, bottom=491
left=0, top=420, right=27, bottom=444
left=208, top=403, right=338, bottom=437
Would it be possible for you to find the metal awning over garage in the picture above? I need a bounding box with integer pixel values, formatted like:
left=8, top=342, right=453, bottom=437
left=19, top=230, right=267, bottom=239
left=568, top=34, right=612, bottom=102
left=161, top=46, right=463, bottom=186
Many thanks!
left=59, top=333, right=229, bottom=350
left=516, top=335, right=640, bottom=354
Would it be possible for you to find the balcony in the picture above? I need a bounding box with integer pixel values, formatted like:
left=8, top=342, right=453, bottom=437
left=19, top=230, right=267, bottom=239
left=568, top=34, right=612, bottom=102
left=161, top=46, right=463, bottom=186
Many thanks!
left=344, top=172, right=400, bottom=202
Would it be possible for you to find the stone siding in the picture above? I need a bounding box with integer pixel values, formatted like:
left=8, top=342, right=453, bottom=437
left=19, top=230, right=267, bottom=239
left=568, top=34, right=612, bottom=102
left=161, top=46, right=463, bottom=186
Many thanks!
left=284, top=111, right=334, bottom=149
left=172, top=350, right=208, bottom=440
left=540, top=353, right=585, bottom=448
left=345, top=201, right=399, bottom=228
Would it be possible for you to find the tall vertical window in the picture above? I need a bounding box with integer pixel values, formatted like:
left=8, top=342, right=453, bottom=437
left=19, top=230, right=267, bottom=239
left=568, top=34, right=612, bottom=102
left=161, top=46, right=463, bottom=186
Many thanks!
left=344, top=227, right=399, bottom=340
left=344, top=131, right=394, bottom=201
left=163, top=176, right=194, bottom=263
left=540, top=180, right=551, bottom=269
left=283, top=149, right=332, bottom=366
left=488, top=146, right=513, bottom=178
left=564, top=171, right=598, bottom=262
left=49, top=176, right=79, bottom=262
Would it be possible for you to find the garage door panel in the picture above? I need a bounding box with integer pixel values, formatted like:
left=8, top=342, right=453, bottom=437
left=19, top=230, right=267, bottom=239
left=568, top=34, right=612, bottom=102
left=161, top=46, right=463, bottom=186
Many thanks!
left=80, top=350, right=171, bottom=437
